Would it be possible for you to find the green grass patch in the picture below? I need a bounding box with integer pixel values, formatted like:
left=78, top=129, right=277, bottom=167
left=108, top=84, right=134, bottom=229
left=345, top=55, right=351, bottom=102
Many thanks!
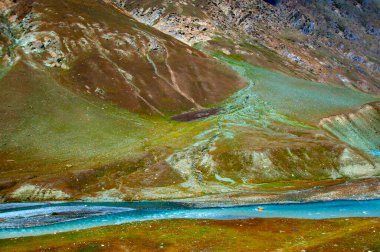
left=212, top=52, right=379, bottom=121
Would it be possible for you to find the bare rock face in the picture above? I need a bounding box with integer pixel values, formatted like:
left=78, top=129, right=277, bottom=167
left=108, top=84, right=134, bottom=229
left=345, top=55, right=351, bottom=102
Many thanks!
left=338, top=148, right=379, bottom=178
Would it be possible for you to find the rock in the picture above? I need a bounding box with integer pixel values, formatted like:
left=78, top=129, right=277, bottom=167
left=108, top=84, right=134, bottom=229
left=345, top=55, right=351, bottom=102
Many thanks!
left=9, top=184, right=70, bottom=201
left=343, top=28, right=360, bottom=41
left=366, top=24, right=380, bottom=36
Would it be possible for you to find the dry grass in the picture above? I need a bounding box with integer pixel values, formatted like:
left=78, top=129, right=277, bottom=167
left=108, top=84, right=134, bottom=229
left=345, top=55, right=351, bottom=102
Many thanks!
left=1, top=218, right=379, bottom=252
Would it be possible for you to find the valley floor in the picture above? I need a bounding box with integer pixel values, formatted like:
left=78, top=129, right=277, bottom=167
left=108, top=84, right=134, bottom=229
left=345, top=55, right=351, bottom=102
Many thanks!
left=0, top=218, right=379, bottom=251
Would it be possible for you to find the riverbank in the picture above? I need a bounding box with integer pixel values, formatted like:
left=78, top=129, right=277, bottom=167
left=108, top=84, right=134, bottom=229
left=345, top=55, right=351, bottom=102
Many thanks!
left=1, top=218, right=379, bottom=251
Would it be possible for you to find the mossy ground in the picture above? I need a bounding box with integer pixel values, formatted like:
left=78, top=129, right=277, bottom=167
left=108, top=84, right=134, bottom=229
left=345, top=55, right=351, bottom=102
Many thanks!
left=211, top=52, right=379, bottom=122
left=252, top=179, right=345, bottom=192
left=1, top=218, right=379, bottom=251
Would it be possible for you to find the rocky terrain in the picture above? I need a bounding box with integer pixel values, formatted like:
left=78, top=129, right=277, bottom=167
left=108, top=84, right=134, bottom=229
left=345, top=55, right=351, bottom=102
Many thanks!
left=0, top=0, right=379, bottom=202
left=112, top=0, right=380, bottom=94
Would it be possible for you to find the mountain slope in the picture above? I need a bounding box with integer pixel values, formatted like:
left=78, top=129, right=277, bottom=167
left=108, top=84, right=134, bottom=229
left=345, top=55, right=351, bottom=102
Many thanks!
left=112, top=0, right=380, bottom=94
left=0, top=0, right=379, bottom=202
left=0, top=0, right=245, bottom=115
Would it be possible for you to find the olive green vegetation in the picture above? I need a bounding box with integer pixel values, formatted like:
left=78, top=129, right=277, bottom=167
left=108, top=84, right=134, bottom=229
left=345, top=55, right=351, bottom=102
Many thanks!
left=1, top=218, right=379, bottom=252
left=252, top=179, right=344, bottom=191
left=0, top=62, right=210, bottom=165
left=0, top=67, right=7, bottom=80
left=212, top=52, right=380, bottom=122
left=1, top=30, right=379, bottom=200
left=0, top=50, right=328, bottom=168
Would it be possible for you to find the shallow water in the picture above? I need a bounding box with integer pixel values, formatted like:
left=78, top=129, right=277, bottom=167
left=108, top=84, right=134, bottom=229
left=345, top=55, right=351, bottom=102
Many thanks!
left=369, top=150, right=380, bottom=157
left=0, top=200, right=379, bottom=239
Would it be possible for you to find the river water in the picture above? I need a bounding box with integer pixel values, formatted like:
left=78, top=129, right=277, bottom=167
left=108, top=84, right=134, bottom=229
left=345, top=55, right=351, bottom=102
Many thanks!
left=0, top=199, right=379, bottom=239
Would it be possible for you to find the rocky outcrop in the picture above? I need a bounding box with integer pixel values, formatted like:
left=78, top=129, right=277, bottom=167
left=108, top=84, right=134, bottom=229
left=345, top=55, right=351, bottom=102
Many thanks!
left=112, top=1, right=217, bottom=45
left=109, top=0, right=380, bottom=94
left=9, top=184, right=70, bottom=201
left=319, top=102, right=380, bottom=152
